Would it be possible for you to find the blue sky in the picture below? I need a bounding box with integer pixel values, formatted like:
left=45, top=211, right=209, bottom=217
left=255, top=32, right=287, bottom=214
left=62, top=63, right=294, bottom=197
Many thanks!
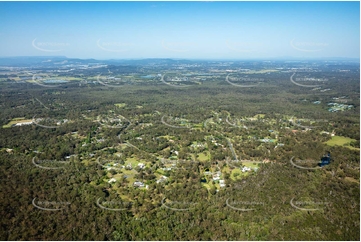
left=0, top=1, right=359, bottom=59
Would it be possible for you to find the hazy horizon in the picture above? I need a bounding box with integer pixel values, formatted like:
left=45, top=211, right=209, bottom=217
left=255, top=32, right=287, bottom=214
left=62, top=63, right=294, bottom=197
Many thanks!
left=0, top=56, right=360, bottom=62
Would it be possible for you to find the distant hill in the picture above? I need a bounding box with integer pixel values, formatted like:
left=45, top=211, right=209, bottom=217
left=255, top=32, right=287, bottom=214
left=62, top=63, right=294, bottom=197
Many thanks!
left=0, top=56, right=358, bottom=67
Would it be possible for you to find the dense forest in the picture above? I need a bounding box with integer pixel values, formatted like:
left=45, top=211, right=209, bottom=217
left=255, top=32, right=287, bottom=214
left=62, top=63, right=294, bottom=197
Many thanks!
left=0, top=60, right=359, bottom=240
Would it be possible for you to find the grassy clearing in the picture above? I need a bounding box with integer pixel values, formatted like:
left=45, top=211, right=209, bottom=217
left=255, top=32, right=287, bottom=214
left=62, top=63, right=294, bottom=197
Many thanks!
left=242, top=161, right=260, bottom=169
left=325, top=135, right=358, bottom=150
left=13, top=117, right=26, bottom=121
left=202, top=183, right=211, bottom=190
left=2, top=118, right=33, bottom=128
left=230, top=168, right=252, bottom=180
left=117, top=193, right=131, bottom=201
left=253, top=114, right=265, bottom=119
left=325, top=135, right=355, bottom=146
left=156, top=169, right=165, bottom=175
left=345, top=177, right=359, bottom=184
left=222, top=166, right=231, bottom=174
left=112, top=173, right=124, bottom=179
left=159, top=135, right=175, bottom=140
left=114, top=103, right=127, bottom=108
left=230, top=168, right=242, bottom=181
left=121, top=169, right=138, bottom=186
left=193, top=123, right=203, bottom=128
left=197, top=152, right=210, bottom=162
left=125, top=156, right=148, bottom=167
left=122, top=169, right=137, bottom=176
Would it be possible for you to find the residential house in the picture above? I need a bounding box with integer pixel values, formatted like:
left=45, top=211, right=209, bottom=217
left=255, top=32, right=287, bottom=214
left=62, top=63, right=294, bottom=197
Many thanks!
left=156, top=176, right=168, bottom=184
left=133, top=181, right=145, bottom=188
left=242, top=167, right=251, bottom=172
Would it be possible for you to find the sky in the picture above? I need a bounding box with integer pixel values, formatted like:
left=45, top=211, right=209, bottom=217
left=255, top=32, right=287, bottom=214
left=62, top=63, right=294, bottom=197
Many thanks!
left=0, top=1, right=359, bottom=60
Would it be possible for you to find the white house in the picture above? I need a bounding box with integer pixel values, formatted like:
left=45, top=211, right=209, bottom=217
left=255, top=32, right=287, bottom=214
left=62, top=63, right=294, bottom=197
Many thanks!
left=133, top=181, right=145, bottom=188
left=212, top=173, right=220, bottom=181
left=6, top=148, right=13, bottom=153
left=15, top=121, right=33, bottom=126
left=156, top=176, right=168, bottom=184
left=108, top=178, right=116, bottom=183
left=242, top=167, right=251, bottom=172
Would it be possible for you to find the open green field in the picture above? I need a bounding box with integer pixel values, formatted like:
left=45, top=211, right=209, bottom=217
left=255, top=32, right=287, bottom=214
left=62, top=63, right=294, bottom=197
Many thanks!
left=325, top=135, right=359, bottom=150
left=155, top=168, right=165, bottom=175
left=159, top=135, right=175, bottom=140
left=201, top=183, right=211, bottom=190
left=125, top=156, right=147, bottom=167
left=230, top=168, right=244, bottom=180
left=242, top=161, right=260, bottom=169
left=115, top=103, right=127, bottom=108
left=253, top=114, right=265, bottom=118
left=2, top=117, right=33, bottom=128
left=222, top=166, right=231, bottom=174
left=201, top=181, right=219, bottom=194
left=229, top=163, right=257, bottom=180
left=112, top=173, right=124, bottom=179
left=197, top=151, right=210, bottom=162
left=121, top=169, right=137, bottom=186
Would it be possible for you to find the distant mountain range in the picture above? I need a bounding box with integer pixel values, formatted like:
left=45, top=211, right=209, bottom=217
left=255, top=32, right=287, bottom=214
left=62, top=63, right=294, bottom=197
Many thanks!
left=0, top=56, right=359, bottom=67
